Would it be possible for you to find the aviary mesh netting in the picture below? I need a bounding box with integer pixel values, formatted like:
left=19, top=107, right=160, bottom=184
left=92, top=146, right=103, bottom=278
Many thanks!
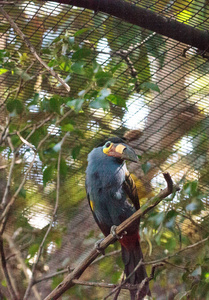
left=0, top=1, right=209, bottom=299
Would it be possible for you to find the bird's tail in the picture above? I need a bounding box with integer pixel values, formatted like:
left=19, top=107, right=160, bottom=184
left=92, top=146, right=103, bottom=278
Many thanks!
left=120, top=233, right=150, bottom=300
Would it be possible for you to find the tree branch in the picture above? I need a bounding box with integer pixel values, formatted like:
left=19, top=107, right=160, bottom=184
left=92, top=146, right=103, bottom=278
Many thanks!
left=48, top=0, right=209, bottom=52
left=136, top=263, right=164, bottom=299
left=23, top=132, right=69, bottom=300
left=0, top=137, right=15, bottom=209
left=0, top=237, right=19, bottom=300
left=0, top=7, right=70, bottom=93
left=44, top=172, right=179, bottom=300
left=103, top=260, right=143, bottom=300
left=3, top=233, right=41, bottom=300
left=0, top=111, right=72, bottom=232
left=34, top=249, right=121, bottom=285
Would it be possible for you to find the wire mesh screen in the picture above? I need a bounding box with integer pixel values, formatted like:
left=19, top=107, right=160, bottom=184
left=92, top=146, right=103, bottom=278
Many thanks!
left=0, top=1, right=209, bottom=299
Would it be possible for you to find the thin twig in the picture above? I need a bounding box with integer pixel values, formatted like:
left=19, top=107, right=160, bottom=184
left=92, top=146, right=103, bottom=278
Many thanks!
left=72, top=278, right=138, bottom=290
left=103, top=260, right=143, bottom=300
left=143, top=234, right=209, bottom=267
left=3, top=233, right=41, bottom=300
left=16, top=131, right=36, bottom=151
left=0, top=7, right=70, bottom=93
left=136, top=263, right=164, bottom=299
left=0, top=116, right=10, bottom=145
left=0, top=2, right=14, bottom=4
left=23, top=132, right=69, bottom=300
left=1, top=137, right=15, bottom=208
left=0, top=237, right=19, bottom=300
left=34, top=249, right=121, bottom=285
left=0, top=112, right=71, bottom=230
left=113, top=50, right=140, bottom=93
left=44, top=172, right=179, bottom=300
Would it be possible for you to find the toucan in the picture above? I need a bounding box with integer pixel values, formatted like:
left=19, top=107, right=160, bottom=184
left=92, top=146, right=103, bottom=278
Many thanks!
left=85, top=137, right=150, bottom=299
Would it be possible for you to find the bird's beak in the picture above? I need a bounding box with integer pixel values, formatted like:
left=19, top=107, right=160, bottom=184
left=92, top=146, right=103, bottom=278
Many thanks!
left=108, top=144, right=139, bottom=163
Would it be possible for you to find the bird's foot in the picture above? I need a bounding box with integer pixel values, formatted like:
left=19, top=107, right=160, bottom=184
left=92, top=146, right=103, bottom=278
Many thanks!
left=95, top=238, right=105, bottom=255
left=110, top=225, right=127, bottom=240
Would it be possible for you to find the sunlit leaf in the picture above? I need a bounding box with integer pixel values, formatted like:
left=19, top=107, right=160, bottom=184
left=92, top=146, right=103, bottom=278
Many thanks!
left=0, top=68, right=8, bottom=75
left=66, top=98, right=84, bottom=113
left=74, top=27, right=92, bottom=37
left=89, top=98, right=110, bottom=110
left=107, top=94, right=127, bottom=108
left=140, top=82, right=160, bottom=93
left=61, top=123, right=74, bottom=132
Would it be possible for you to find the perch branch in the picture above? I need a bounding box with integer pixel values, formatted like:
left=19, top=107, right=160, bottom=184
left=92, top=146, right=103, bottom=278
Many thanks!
left=0, top=7, right=70, bottom=93
left=44, top=172, right=179, bottom=300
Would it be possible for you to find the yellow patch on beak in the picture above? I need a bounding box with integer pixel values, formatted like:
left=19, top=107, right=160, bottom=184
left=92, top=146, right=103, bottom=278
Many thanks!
left=90, top=200, right=94, bottom=211
left=115, top=144, right=126, bottom=154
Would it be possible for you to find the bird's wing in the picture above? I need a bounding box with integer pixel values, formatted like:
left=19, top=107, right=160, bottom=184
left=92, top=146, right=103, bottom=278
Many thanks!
left=87, top=192, right=100, bottom=225
left=86, top=191, right=111, bottom=236
left=123, top=171, right=140, bottom=210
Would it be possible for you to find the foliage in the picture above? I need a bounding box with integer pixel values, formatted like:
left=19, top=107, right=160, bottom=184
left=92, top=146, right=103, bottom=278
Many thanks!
left=0, top=1, right=209, bottom=299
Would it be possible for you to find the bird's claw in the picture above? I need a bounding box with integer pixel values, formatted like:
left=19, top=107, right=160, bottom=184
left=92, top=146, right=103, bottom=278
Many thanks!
left=95, top=238, right=105, bottom=255
left=111, top=225, right=127, bottom=240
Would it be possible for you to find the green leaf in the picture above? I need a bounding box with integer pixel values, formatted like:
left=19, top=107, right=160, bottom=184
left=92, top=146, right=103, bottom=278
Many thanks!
left=53, top=141, right=62, bottom=152
left=140, top=82, right=160, bottom=93
left=191, top=266, right=201, bottom=277
left=61, top=123, right=74, bottom=132
left=13, top=67, right=31, bottom=81
left=49, top=97, right=61, bottom=114
left=183, top=181, right=198, bottom=196
left=89, top=98, right=110, bottom=110
left=71, top=61, right=86, bottom=75
left=7, top=99, right=24, bottom=115
left=66, top=98, right=84, bottom=113
left=72, top=145, right=81, bottom=159
left=43, top=165, right=54, bottom=186
left=31, top=93, right=39, bottom=105
left=72, top=48, right=92, bottom=60
left=110, top=62, right=124, bottom=74
left=28, top=243, right=39, bottom=257
left=1, top=279, right=7, bottom=287
left=141, top=161, right=151, bottom=174
left=18, top=188, right=26, bottom=199
left=59, top=57, right=71, bottom=72
left=107, top=94, right=127, bottom=108
left=92, top=60, right=102, bottom=74
left=51, top=275, right=64, bottom=290
left=95, top=71, right=115, bottom=87
left=60, top=158, right=67, bottom=178
left=0, top=68, right=8, bottom=75
left=74, top=27, right=92, bottom=37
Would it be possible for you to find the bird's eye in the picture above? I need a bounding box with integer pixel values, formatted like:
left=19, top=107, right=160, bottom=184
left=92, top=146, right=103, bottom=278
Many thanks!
left=105, top=141, right=111, bottom=148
